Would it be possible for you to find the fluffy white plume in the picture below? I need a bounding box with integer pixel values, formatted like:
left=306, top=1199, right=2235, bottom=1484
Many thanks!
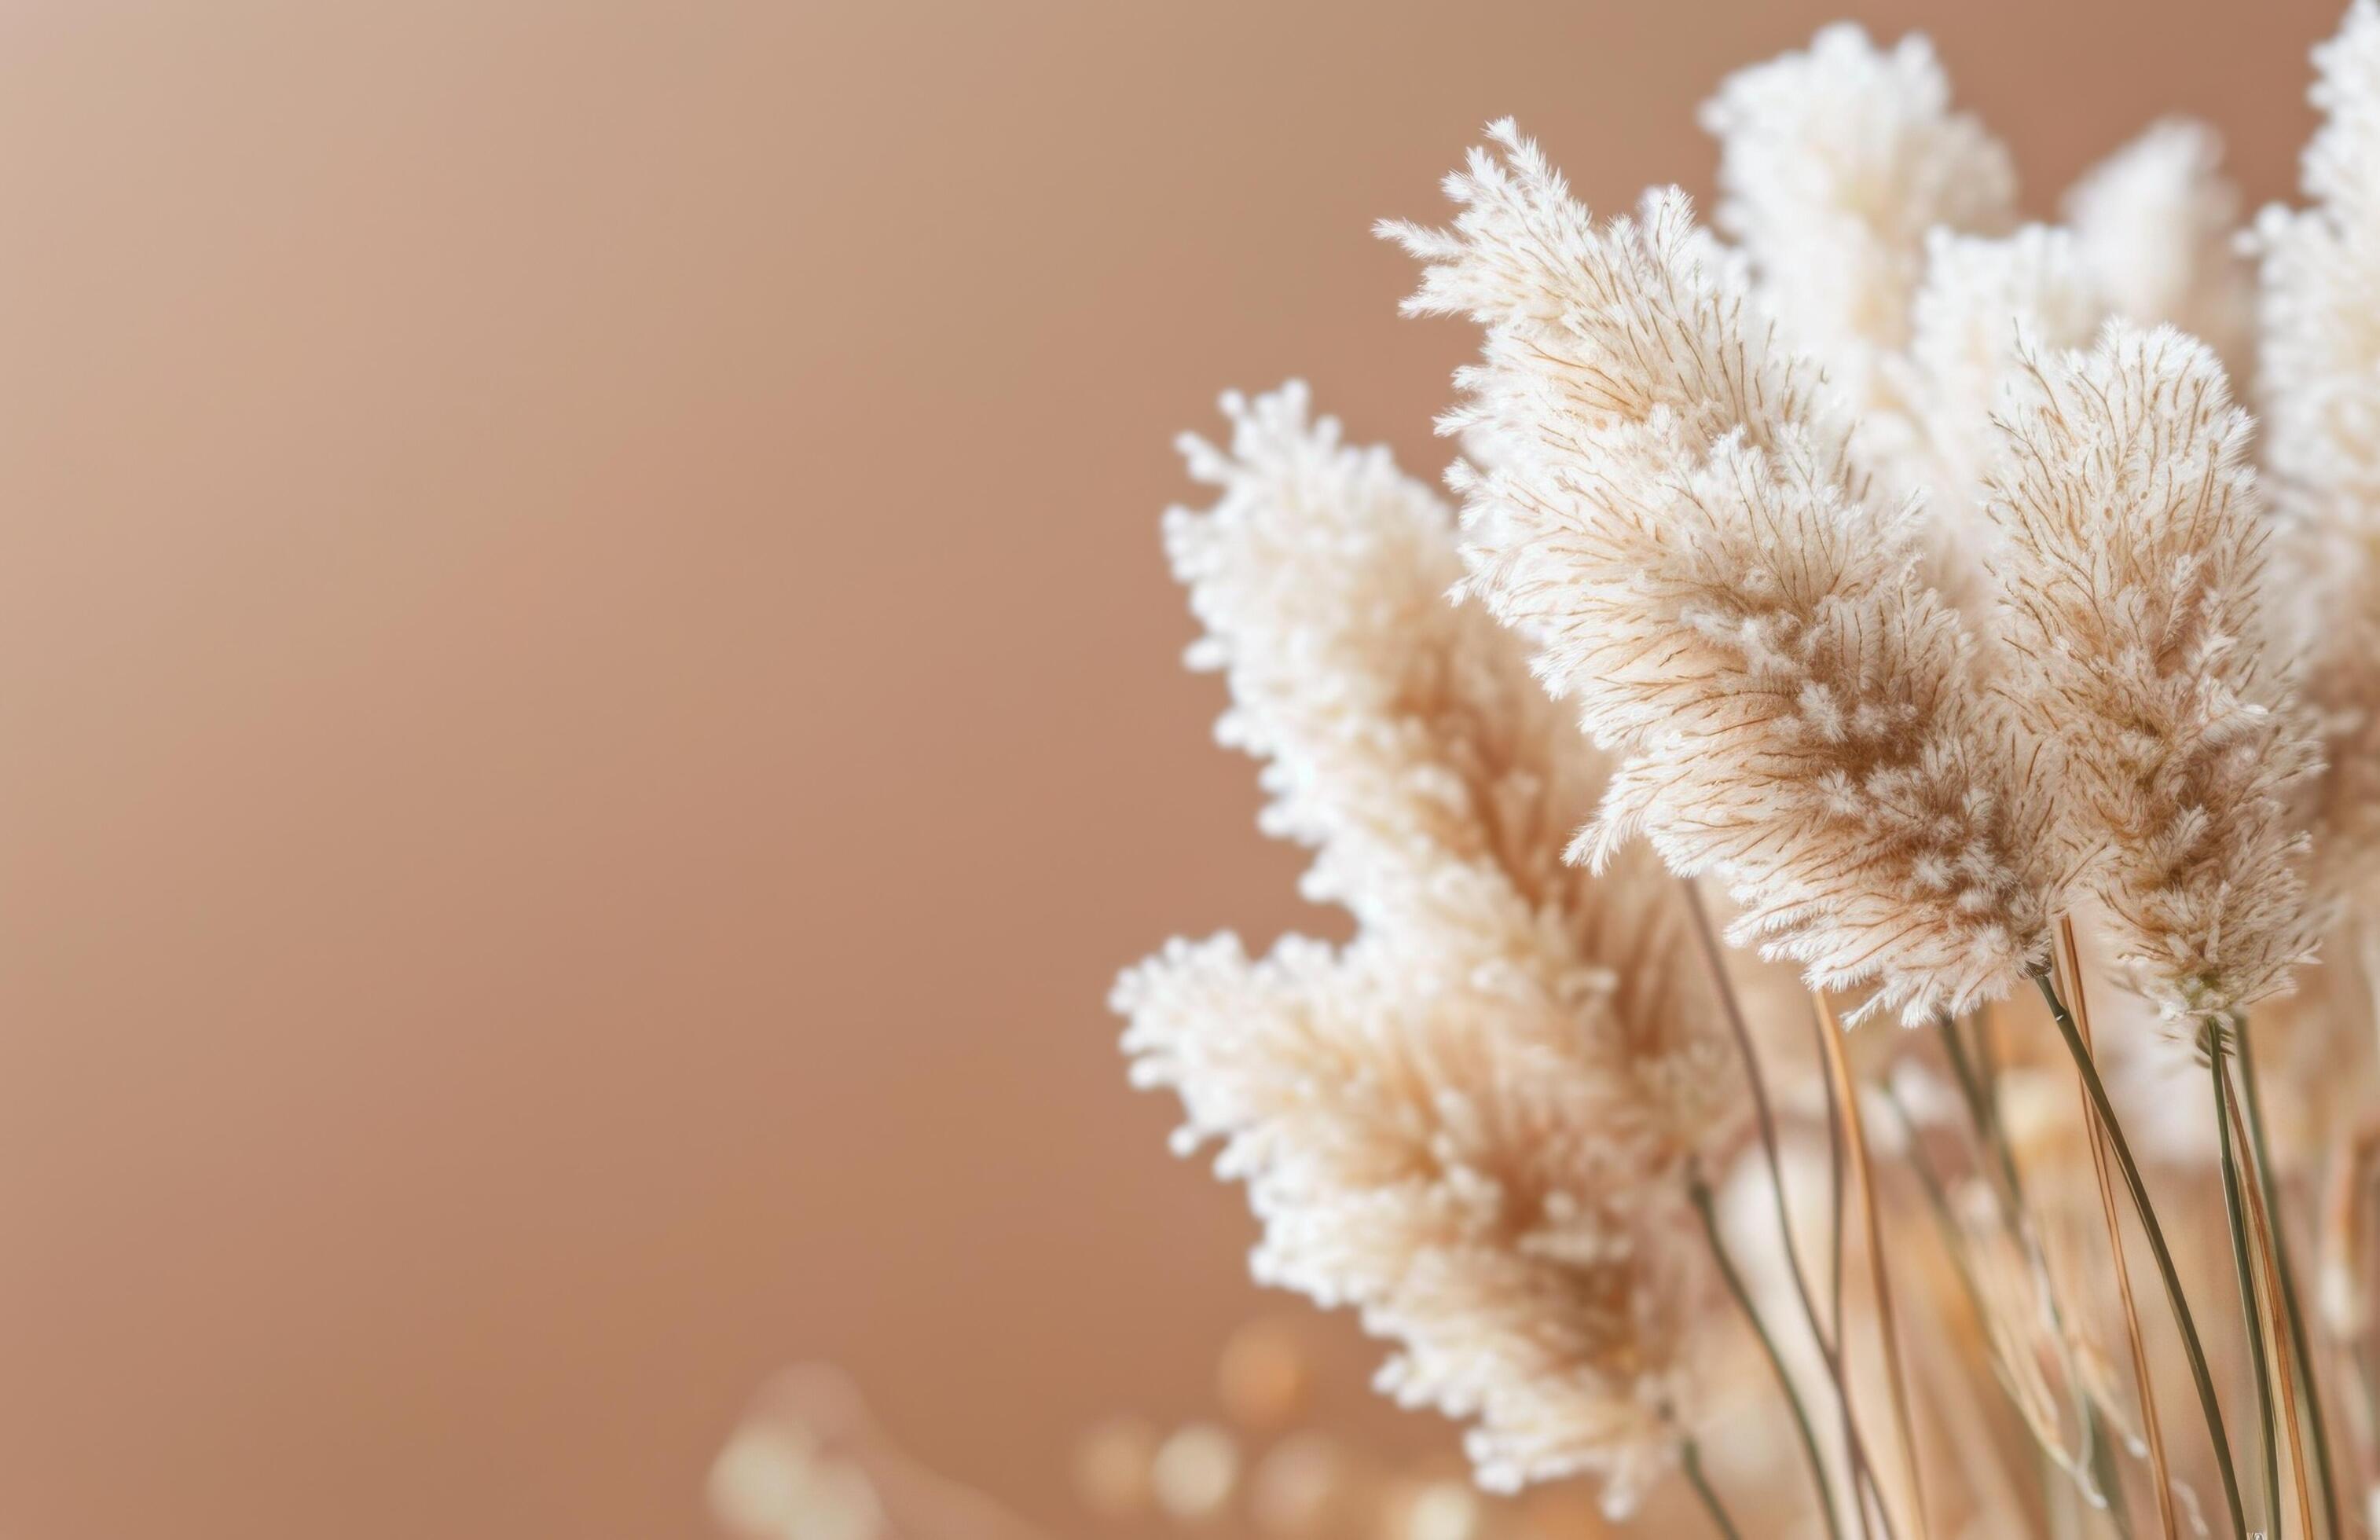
left=1386, top=123, right=2055, bottom=1023
left=1986, top=325, right=2319, bottom=1029
left=1904, top=140, right=2250, bottom=610
left=1120, top=386, right=1740, bottom=1506
left=2257, top=0, right=2380, bottom=526
left=1118, top=933, right=1705, bottom=1509
left=2301, top=558, right=2380, bottom=912
left=2258, top=2, right=2380, bottom=911
left=1120, top=14, right=2380, bottom=1532
left=2064, top=119, right=2254, bottom=381
left=1900, top=226, right=2106, bottom=552
left=1700, top=23, right=2015, bottom=409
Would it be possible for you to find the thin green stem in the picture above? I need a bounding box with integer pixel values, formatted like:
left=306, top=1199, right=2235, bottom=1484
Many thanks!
left=2033, top=970, right=2247, bottom=1540
left=1938, top=1012, right=2027, bottom=1216
left=1683, top=884, right=1835, bottom=1366
left=2239, top=1021, right=2341, bottom=1540
left=1691, top=1174, right=1846, bottom=1540
left=1682, top=885, right=1885, bottom=1538
left=1882, top=1084, right=2114, bottom=1526
left=1810, top=1003, right=1866, bottom=1540
left=2212, top=1040, right=2278, bottom=1531
left=1974, top=1010, right=2002, bottom=1136
left=1682, top=1438, right=1746, bottom=1540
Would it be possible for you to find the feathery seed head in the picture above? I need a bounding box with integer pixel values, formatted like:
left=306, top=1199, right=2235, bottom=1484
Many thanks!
left=1986, top=324, right=2320, bottom=1028
left=1124, top=387, right=1744, bottom=1503
left=2063, top=119, right=2253, bottom=380
left=1395, top=125, right=2056, bottom=1023
left=1701, top=24, right=2015, bottom=397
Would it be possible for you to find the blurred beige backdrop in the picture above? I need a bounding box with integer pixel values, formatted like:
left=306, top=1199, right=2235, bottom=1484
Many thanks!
left=0, top=1, right=2349, bottom=1535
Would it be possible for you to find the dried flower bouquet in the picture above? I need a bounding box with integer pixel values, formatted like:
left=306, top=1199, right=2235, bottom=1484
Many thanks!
left=1120, top=8, right=2380, bottom=1538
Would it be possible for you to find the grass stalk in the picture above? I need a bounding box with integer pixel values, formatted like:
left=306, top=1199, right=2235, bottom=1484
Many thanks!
left=2218, top=1038, right=2318, bottom=1540
left=2239, top=1021, right=2341, bottom=1539
left=2033, top=968, right=2247, bottom=1540
left=2211, top=1036, right=2279, bottom=1531
left=2055, top=923, right=2176, bottom=1540
left=1692, top=1172, right=1846, bottom=1540
left=1813, top=992, right=1931, bottom=1539
left=1682, top=880, right=1890, bottom=1538
left=1682, top=1439, right=1747, bottom=1540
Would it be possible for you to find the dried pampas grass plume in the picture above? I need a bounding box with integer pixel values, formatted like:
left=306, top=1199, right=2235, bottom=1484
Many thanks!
left=1120, top=14, right=2380, bottom=1534
left=2259, top=2, right=2380, bottom=917
left=1700, top=22, right=2014, bottom=408
left=2257, top=0, right=2380, bottom=529
left=1117, top=386, right=1741, bottom=1509
left=1898, top=224, right=2105, bottom=606
left=1986, top=324, right=2319, bottom=1030
left=1384, top=122, right=2055, bottom=1024
left=2064, top=119, right=2255, bottom=383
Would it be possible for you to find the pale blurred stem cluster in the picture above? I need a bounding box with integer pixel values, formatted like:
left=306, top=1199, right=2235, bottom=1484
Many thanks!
left=1703, top=929, right=2149, bottom=1540
left=2041, top=965, right=2366, bottom=1540
left=1877, top=1068, right=2106, bottom=1531
left=1934, top=1003, right=2126, bottom=1516
left=1900, top=966, right=2349, bottom=1540
left=1686, top=917, right=2369, bottom=1540
left=1934, top=996, right=2129, bottom=1529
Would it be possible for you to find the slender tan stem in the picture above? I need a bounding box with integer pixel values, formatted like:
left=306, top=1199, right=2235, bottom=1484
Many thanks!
left=1680, top=880, right=1891, bottom=1538
left=1692, top=1174, right=1846, bottom=1540
left=2321, top=1127, right=2380, bottom=1516
left=1883, top=1080, right=2119, bottom=1516
left=1941, top=989, right=2115, bottom=1516
left=1812, top=1000, right=1862, bottom=1537
left=2213, top=1037, right=2279, bottom=1529
left=1937, top=1014, right=2026, bottom=1219
left=2220, top=1043, right=2316, bottom=1540
left=2055, top=922, right=2176, bottom=1540
left=2034, top=968, right=2247, bottom=1540
left=1683, top=1439, right=1747, bottom=1540
left=1813, top=992, right=1931, bottom=1539
left=2239, top=1023, right=2342, bottom=1540
left=1681, top=878, right=1835, bottom=1363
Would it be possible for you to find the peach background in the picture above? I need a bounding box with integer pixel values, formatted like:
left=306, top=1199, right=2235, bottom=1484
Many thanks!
left=0, top=2, right=2349, bottom=1536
